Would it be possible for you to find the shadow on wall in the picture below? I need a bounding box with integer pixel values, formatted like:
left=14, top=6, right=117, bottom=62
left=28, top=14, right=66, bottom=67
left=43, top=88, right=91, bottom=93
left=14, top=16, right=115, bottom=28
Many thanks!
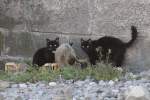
left=0, top=32, right=4, bottom=56
left=4, top=32, right=34, bottom=57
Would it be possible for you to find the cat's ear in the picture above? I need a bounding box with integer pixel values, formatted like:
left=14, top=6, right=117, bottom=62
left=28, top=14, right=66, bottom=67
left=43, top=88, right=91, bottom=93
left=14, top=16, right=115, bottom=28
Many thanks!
left=88, top=38, right=91, bottom=41
left=55, top=37, right=59, bottom=42
left=69, top=42, right=73, bottom=46
left=46, top=38, right=50, bottom=42
left=81, top=38, right=84, bottom=42
left=88, top=39, right=92, bottom=43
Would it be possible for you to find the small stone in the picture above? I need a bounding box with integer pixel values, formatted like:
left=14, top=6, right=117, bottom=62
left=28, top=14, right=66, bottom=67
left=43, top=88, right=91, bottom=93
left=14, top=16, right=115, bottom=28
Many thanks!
left=63, top=86, right=73, bottom=99
left=29, top=83, right=36, bottom=88
left=79, top=96, right=85, bottom=100
left=38, top=83, right=46, bottom=87
left=89, top=82, right=97, bottom=86
left=84, top=77, right=91, bottom=82
left=108, top=80, right=115, bottom=86
left=118, top=93, right=124, bottom=100
left=112, top=89, right=119, bottom=97
left=74, top=81, right=84, bottom=87
left=73, top=97, right=76, bottom=100
left=65, top=80, right=74, bottom=84
left=52, top=96, right=65, bottom=100
left=18, top=89, right=25, bottom=93
left=0, top=94, right=5, bottom=100
left=101, top=92, right=107, bottom=97
left=49, top=82, right=57, bottom=87
left=19, top=83, right=27, bottom=88
left=99, top=80, right=106, bottom=86
left=98, top=95, right=104, bottom=100
left=125, top=86, right=150, bottom=100
left=11, top=84, right=18, bottom=88
left=125, top=81, right=132, bottom=86
left=0, top=81, right=10, bottom=90
left=37, top=91, right=44, bottom=95
left=103, top=97, right=110, bottom=100
left=85, top=96, right=97, bottom=100
left=15, top=96, right=23, bottom=100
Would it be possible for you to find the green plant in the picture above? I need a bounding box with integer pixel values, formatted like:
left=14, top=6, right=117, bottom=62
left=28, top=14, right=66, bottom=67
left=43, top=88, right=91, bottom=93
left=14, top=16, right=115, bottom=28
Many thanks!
left=0, top=62, right=123, bottom=83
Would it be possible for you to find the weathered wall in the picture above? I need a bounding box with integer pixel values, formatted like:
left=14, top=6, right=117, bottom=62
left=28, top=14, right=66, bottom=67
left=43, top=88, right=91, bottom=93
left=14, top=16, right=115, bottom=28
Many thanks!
left=0, top=0, right=150, bottom=71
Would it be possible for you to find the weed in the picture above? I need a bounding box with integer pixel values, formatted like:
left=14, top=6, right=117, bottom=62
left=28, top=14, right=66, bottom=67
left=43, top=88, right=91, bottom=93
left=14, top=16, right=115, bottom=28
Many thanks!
left=0, top=63, right=123, bottom=83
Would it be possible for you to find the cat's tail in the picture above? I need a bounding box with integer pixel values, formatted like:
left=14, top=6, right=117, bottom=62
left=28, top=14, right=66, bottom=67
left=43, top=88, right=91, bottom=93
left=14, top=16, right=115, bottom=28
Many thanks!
left=125, top=26, right=138, bottom=47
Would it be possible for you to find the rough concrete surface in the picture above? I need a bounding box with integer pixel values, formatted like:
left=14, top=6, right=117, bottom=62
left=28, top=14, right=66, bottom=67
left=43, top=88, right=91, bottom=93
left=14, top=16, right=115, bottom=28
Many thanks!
left=0, top=0, right=150, bottom=72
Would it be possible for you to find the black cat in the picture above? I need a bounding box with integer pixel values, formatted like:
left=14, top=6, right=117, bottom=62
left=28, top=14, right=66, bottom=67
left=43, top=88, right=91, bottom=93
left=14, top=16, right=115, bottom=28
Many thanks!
left=32, top=37, right=59, bottom=67
left=81, top=26, right=138, bottom=67
left=81, top=38, right=98, bottom=65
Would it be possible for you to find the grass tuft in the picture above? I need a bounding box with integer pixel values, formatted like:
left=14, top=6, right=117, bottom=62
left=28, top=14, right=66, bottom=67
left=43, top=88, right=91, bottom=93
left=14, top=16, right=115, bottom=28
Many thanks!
left=0, top=63, right=123, bottom=83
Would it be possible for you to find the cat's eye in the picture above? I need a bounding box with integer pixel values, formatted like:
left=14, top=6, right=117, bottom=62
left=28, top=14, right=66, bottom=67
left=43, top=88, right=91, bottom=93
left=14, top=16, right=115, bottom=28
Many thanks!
left=87, top=46, right=89, bottom=48
left=54, top=45, right=57, bottom=46
left=49, top=45, right=52, bottom=47
left=82, top=46, right=84, bottom=48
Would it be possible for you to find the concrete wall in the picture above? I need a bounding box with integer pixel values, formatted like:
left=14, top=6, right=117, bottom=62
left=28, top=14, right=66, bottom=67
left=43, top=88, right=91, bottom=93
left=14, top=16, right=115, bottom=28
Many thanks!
left=0, top=0, right=150, bottom=71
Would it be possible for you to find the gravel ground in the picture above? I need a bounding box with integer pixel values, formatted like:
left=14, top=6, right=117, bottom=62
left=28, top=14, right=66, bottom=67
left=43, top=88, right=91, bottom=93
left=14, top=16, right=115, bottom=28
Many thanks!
left=0, top=70, right=150, bottom=100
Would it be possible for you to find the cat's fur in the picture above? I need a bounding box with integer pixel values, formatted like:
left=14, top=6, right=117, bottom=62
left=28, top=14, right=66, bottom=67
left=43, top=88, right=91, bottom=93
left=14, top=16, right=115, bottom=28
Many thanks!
left=80, top=39, right=98, bottom=65
left=81, top=26, right=138, bottom=67
left=32, top=37, right=59, bottom=67
left=55, top=43, right=77, bottom=67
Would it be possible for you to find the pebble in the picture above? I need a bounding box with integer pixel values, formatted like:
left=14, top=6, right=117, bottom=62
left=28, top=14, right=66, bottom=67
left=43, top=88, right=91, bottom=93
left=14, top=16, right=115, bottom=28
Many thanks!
left=99, top=80, right=107, bottom=86
left=49, top=82, right=57, bottom=87
left=19, top=84, right=27, bottom=88
left=0, top=70, right=149, bottom=99
left=0, top=81, right=10, bottom=91
left=0, top=94, right=5, bottom=100
left=15, top=96, right=23, bottom=100
left=89, top=82, right=97, bottom=86
left=74, top=81, right=84, bottom=87
left=108, top=80, right=115, bottom=86
left=11, top=84, right=18, bottom=88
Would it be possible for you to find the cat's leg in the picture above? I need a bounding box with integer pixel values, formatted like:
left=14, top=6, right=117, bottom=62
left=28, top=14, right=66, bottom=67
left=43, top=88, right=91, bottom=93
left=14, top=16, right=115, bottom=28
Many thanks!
left=90, top=58, right=96, bottom=65
left=114, top=53, right=124, bottom=67
left=32, top=55, right=41, bottom=67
